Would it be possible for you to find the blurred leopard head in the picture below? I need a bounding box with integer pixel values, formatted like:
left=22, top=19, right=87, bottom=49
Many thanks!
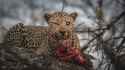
left=44, top=12, right=78, bottom=39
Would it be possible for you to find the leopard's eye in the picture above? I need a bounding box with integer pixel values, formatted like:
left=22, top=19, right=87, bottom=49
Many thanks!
left=51, top=22, right=59, bottom=25
left=66, top=22, right=70, bottom=25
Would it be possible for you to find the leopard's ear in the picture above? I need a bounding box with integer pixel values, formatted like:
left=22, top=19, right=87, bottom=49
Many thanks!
left=44, top=13, right=52, bottom=22
left=70, top=12, right=78, bottom=20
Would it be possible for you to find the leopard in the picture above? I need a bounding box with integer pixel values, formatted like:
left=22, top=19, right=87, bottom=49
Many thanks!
left=3, top=11, right=80, bottom=55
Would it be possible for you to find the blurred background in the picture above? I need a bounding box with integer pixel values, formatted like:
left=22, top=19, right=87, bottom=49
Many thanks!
left=0, top=0, right=125, bottom=70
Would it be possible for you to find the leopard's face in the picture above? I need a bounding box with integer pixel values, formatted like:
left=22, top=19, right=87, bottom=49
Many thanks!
left=44, top=12, right=78, bottom=39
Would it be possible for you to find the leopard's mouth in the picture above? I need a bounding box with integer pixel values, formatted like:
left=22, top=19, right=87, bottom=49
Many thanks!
left=55, top=32, right=71, bottom=40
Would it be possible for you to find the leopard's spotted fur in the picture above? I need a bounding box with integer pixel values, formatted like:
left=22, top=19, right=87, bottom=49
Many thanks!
left=3, top=12, right=80, bottom=55
left=4, top=23, right=48, bottom=48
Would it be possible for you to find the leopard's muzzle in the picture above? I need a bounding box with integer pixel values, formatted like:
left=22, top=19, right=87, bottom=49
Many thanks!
left=58, top=31, right=72, bottom=40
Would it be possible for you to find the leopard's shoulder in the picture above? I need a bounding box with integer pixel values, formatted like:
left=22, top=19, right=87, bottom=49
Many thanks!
left=22, top=25, right=48, bottom=48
